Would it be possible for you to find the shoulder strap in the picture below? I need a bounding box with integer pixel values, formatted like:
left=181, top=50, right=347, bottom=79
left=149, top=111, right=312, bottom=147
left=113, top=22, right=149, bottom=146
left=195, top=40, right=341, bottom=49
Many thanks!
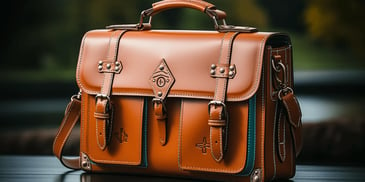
left=53, top=95, right=81, bottom=170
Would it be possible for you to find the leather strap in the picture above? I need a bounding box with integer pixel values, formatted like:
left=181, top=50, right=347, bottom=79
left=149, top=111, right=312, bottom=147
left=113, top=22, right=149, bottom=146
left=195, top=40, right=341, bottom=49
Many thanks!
left=154, top=101, right=168, bottom=145
left=276, top=103, right=286, bottom=162
left=282, top=92, right=303, bottom=157
left=53, top=96, right=81, bottom=170
left=209, top=32, right=239, bottom=162
left=95, top=30, right=127, bottom=150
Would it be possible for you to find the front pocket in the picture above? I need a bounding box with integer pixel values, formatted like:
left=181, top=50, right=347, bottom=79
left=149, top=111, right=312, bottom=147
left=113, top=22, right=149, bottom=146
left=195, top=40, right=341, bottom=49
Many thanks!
left=178, top=97, right=256, bottom=174
left=84, top=95, right=147, bottom=167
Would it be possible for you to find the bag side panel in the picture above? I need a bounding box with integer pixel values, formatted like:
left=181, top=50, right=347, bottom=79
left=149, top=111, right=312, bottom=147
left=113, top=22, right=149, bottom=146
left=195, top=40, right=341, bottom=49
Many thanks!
left=264, top=44, right=296, bottom=180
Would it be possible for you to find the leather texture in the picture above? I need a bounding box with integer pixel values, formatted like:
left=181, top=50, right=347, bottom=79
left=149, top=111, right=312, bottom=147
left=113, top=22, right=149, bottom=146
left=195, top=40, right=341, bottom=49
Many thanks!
left=53, top=0, right=302, bottom=181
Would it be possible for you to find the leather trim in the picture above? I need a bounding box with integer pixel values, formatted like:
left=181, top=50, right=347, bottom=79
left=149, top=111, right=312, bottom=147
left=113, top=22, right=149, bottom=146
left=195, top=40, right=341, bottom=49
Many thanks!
left=238, top=95, right=256, bottom=176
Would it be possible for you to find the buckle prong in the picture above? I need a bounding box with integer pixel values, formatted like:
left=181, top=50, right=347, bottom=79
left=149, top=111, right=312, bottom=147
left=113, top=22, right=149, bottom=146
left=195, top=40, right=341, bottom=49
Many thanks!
left=208, top=100, right=227, bottom=114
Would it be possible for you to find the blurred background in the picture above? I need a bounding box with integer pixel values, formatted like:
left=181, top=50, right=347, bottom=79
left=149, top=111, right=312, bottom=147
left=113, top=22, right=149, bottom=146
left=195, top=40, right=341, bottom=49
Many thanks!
left=0, top=0, right=364, bottom=166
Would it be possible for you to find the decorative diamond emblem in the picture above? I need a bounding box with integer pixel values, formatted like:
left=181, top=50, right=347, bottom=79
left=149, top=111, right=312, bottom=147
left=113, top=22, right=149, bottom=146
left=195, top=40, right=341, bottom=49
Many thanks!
left=149, top=59, right=175, bottom=100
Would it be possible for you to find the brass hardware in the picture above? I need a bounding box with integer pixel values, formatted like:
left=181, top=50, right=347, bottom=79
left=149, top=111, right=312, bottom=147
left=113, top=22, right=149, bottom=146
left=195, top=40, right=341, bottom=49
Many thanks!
left=250, top=168, right=262, bottom=182
left=159, top=65, right=164, bottom=70
left=157, top=91, right=163, bottom=97
left=81, top=152, right=92, bottom=171
left=98, top=61, right=123, bottom=74
left=210, top=64, right=236, bottom=78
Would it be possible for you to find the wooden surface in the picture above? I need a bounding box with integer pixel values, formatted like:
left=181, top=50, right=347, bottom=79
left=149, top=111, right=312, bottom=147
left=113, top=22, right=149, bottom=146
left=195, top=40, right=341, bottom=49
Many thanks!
left=0, top=156, right=364, bottom=182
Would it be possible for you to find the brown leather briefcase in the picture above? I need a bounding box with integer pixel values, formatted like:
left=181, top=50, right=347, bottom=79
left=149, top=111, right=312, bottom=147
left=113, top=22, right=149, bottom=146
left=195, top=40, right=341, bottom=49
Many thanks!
left=53, top=0, right=302, bottom=181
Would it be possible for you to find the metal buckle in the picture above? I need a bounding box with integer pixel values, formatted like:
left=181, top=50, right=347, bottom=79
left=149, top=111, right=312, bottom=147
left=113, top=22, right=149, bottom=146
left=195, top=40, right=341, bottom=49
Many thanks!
left=271, top=58, right=287, bottom=88
left=152, top=97, right=166, bottom=107
left=278, top=87, right=294, bottom=100
left=70, top=90, right=82, bottom=101
left=152, top=98, right=167, bottom=115
left=95, top=94, right=111, bottom=105
left=208, top=100, right=227, bottom=114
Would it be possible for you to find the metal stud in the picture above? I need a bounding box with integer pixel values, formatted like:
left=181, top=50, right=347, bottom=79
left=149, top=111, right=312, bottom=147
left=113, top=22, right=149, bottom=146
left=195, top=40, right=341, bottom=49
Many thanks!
left=98, top=60, right=103, bottom=65
left=106, top=64, right=111, bottom=69
left=250, top=169, right=262, bottom=182
left=219, top=68, right=225, bottom=73
left=115, top=66, right=119, bottom=71
left=229, top=71, right=234, bottom=77
left=229, top=65, right=235, bottom=71
left=211, top=64, right=216, bottom=69
left=159, top=65, right=164, bottom=70
left=210, top=70, right=216, bottom=75
left=98, top=65, right=103, bottom=70
left=115, top=61, right=120, bottom=66
left=157, top=91, right=163, bottom=97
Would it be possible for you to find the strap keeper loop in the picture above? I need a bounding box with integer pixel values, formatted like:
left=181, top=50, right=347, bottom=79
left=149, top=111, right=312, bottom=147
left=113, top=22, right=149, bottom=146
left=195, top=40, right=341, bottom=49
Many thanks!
left=208, top=119, right=226, bottom=127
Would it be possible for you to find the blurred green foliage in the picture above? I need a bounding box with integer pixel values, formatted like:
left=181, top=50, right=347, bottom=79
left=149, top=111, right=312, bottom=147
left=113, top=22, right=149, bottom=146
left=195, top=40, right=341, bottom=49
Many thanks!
left=1, top=0, right=364, bottom=82
left=304, top=0, right=365, bottom=58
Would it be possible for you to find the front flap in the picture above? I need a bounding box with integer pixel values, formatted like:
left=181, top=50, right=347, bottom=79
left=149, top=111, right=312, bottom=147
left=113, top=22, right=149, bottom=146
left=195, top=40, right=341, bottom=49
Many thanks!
left=76, top=30, right=280, bottom=101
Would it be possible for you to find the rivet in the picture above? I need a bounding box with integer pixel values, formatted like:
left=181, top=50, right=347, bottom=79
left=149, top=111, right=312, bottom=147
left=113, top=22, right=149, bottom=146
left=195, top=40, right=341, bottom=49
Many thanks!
left=115, top=61, right=120, bottom=66
left=211, top=64, right=216, bottom=69
left=98, top=61, right=103, bottom=65
left=98, top=65, right=103, bottom=70
left=219, top=68, right=225, bottom=73
left=153, top=79, right=155, bottom=82
left=106, top=64, right=111, bottom=69
left=229, top=71, right=234, bottom=76
left=115, top=66, right=119, bottom=71
left=159, top=65, right=164, bottom=70
left=166, top=79, right=169, bottom=82
left=157, top=91, right=163, bottom=97
left=210, top=70, right=216, bottom=75
left=252, top=176, right=259, bottom=182
left=229, top=65, right=235, bottom=71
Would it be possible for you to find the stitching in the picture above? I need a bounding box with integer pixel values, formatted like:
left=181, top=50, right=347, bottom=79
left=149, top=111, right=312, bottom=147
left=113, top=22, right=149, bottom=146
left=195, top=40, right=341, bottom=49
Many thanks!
left=178, top=99, right=184, bottom=169
left=283, top=114, right=286, bottom=161
left=272, top=103, right=277, bottom=181
left=278, top=107, right=286, bottom=161
left=283, top=96, right=301, bottom=127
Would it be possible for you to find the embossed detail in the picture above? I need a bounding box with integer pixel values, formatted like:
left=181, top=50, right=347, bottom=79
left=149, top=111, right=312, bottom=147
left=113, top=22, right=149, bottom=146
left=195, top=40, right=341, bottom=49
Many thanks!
left=113, top=128, right=128, bottom=143
left=149, top=59, right=175, bottom=100
left=195, top=137, right=210, bottom=154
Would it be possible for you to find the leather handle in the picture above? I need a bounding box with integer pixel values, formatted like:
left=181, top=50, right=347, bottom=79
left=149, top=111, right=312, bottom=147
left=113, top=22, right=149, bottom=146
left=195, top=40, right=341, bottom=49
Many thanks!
left=106, top=0, right=257, bottom=33
left=147, top=0, right=226, bottom=19
left=136, top=0, right=227, bottom=31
